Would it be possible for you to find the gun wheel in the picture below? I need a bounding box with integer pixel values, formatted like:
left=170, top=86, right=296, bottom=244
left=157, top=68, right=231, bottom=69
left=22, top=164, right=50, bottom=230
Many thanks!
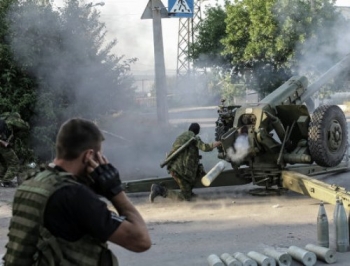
left=308, top=105, right=348, bottom=167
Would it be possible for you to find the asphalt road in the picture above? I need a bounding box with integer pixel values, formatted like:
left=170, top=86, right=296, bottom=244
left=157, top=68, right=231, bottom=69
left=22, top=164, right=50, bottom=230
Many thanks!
left=1, top=169, right=349, bottom=265
left=109, top=106, right=350, bottom=265
left=111, top=169, right=350, bottom=266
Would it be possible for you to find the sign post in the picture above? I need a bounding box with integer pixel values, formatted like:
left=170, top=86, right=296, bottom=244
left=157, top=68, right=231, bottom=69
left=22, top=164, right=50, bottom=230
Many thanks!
left=141, top=0, right=169, bottom=125
left=141, top=0, right=194, bottom=124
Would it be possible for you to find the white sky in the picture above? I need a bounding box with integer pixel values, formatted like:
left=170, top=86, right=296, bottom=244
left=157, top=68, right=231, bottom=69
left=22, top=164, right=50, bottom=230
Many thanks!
left=53, top=0, right=350, bottom=76
left=336, top=0, right=349, bottom=5
left=99, top=0, right=181, bottom=75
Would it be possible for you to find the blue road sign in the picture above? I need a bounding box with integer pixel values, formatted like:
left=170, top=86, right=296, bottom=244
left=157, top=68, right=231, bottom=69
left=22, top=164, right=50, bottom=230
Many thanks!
left=168, top=0, right=194, bottom=18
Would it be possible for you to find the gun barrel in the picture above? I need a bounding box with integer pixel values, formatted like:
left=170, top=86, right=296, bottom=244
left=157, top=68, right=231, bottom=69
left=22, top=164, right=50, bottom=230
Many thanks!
left=302, top=54, right=350, bottom=101
left=160, top=137, right=196, bottom=168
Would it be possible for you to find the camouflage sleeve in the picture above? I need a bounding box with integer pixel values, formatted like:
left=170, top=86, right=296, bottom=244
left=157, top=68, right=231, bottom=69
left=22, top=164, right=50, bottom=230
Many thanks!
left=167, top=131, right=194, bottom=158
left=6, top=118, right=30, bottom=130
left=196, top=136, right=214, bottom=152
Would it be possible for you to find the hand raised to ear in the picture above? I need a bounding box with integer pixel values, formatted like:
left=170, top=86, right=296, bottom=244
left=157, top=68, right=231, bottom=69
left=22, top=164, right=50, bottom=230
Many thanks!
left=87, top=151, right=108, bottom=173
left=89, top=163, right=123, bottom=200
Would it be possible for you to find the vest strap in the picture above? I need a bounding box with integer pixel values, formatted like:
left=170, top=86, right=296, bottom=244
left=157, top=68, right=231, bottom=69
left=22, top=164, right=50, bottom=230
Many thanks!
left=33, top=227, right=69, bottom=266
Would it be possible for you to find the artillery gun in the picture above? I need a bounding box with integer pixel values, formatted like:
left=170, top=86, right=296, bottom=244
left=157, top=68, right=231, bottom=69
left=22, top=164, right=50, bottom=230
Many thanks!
left=123, top=54, right=350, bottom=206
left=214, top=55, right=350, bottom=193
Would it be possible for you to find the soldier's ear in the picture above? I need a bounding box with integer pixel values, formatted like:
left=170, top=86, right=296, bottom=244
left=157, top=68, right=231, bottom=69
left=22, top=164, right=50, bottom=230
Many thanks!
left=83, top=149, right=94, bottom=164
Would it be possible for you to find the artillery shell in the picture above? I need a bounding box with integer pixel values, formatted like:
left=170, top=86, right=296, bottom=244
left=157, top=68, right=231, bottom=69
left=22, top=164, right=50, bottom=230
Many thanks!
left=317, top=201, right=329, bottom=248
left=305, top=244, right=337, bottom=264
left=207, top=254, right=224, bottom=266
left=287, top=246, right=316, bottom=266
left=233, top=252, right=257, bottom=266
left=247, top=251, right=275, bottom=266
left=263, top=248, right=291, bottom=266
left=220, top=253, right=242, bottom=266
left=333, top=198, right=340, bottom=250
left=333, top=197, right=340, bottom=223
left=335, top=200, right=349, bottom=252
left=201, top=161, right=226, bottom=187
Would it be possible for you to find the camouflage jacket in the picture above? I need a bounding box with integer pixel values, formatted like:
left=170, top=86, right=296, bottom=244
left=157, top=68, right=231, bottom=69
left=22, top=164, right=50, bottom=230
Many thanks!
left=0, top=112, right=29, bottom=143
left=167, top=131, right=214, bottom=182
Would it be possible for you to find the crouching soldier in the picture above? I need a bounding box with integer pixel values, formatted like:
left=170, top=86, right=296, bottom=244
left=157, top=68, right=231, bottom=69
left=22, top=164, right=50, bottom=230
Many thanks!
left=150, top=123, right=221, bottom=202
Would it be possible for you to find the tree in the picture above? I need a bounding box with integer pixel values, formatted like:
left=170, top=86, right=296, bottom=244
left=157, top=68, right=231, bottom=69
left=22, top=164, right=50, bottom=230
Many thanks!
left=189, top=3, right=229, bottom=69
left=190, top=0, right=349, bottom=99
left=0, top=0, right=36, bottom=118
left=188, top=2, right=242, bottom=102
left=224, top=0, right=348, bottom=98
left=0, top=0, right=37, bottom=162
left=1, top=0, right=137, bottom=160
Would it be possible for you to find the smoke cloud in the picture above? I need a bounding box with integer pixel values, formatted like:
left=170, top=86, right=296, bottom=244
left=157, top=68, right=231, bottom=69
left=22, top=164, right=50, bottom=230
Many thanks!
left=7, top=0, right=349, bottom=182
left=226, top=135, right=249, bottom=163
left=272, top=1, right=350, bottom=78
left=7, top=2, right=135, bottom=118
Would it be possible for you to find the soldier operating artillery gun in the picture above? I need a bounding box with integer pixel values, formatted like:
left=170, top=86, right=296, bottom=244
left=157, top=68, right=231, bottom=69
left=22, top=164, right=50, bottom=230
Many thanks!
left=213, top=54, right=350, bottom=192
left=122, top=54, right=350, bottom=207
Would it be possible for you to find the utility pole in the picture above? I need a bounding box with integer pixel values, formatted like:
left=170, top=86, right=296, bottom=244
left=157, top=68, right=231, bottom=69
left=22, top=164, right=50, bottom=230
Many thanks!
left=176, top=0, right=204, bottom=78
left=152, top=0, right=169, bottom=124
left=142, top=0, right=169, bottom=125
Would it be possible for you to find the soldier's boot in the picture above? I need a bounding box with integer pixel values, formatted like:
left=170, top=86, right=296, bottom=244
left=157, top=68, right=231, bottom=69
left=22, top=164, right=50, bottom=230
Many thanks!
left=149, top=183, right=167, bottom=203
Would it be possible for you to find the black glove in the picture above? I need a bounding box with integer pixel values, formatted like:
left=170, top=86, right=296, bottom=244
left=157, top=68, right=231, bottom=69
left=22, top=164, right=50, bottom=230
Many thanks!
left=89, top=163, right=123, bottom=200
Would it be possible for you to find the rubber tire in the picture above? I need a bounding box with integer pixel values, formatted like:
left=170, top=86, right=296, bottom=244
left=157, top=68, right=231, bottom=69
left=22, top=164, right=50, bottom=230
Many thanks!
left=308, top=105, right=348, bottom=167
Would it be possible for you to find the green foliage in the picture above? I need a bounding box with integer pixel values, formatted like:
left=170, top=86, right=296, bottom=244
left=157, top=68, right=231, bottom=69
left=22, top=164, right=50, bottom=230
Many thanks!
left=190, top=0, right=348, bottom=99
left=223, top=0, right=345, bottom=95
left=189, top=3, right=230, bottom=68
left=0, top=0, right=36, bottom=119
left=0, top=0, right=137, bottom=161
left=0, top=0, right=37, bottom=162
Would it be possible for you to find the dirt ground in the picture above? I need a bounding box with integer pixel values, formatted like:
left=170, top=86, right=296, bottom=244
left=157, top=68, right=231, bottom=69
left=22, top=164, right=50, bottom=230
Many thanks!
left=0, top=172, right=349, bottom=266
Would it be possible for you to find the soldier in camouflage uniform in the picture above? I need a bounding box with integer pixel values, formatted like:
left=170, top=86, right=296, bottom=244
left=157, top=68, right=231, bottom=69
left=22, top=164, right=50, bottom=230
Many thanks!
left=0, top=112, right=29, bottom=187
left=150, top=123, right=221, bottom=202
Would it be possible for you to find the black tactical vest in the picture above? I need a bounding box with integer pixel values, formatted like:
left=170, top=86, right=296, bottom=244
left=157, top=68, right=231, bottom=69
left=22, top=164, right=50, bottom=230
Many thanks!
left=3, top=168, right=118, bottom=266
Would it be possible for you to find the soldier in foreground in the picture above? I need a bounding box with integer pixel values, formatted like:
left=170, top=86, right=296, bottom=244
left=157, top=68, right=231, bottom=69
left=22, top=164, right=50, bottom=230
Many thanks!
left=0, top=112, right=29, bottom=187
left=150, top=122, right=221, bottom=202
left=4, top=118, right=151, bottom=265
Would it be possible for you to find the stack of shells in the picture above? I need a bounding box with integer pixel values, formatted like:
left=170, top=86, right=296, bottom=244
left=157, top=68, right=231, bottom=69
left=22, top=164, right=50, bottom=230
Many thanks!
left=206, top=199, right=349, bottom=266
left=318, top=198, right=349, bottom=253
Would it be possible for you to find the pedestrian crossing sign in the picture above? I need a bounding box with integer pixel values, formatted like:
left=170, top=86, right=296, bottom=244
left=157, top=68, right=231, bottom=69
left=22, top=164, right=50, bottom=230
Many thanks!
left=168, top=0, right=194, bottom=18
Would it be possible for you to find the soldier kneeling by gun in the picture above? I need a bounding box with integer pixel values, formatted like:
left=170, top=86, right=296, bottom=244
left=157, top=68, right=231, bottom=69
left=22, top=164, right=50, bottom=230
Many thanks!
left=150, top=123, right=221, bottom=202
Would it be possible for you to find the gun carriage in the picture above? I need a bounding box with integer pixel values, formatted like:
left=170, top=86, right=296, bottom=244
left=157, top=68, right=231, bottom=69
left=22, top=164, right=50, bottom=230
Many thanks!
left=123, top=55, right=350, bottom=207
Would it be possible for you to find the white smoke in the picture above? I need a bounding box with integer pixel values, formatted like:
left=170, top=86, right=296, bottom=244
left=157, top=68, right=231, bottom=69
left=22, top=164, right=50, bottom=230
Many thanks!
left=226, top=135, right=249, bottom=163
